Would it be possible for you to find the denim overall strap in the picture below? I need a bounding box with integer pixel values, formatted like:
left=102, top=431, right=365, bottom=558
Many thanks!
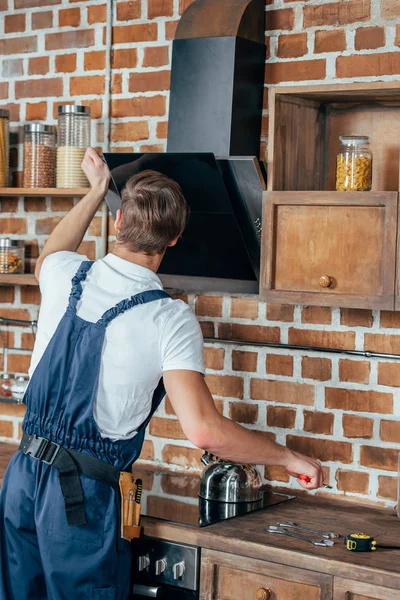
left=67, top=260, right=94, bottom=313
left=97, top=289, right=171, bottom=327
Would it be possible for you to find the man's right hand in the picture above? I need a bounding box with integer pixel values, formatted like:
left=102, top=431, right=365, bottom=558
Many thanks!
left=283, top=449, right=325, bottom=490
left=81, top=147, right=110, bottom=195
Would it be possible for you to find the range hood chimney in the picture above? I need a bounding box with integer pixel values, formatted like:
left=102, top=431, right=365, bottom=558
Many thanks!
left=167, top=0, right=266, bottom=156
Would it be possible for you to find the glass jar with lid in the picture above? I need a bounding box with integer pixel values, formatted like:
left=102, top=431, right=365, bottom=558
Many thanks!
left=11, top=375, right=29, bottom=403
left=0, top=373, right=15, bottom=398
left=23, top=123, right=56, bottom=188
left=0, top=238, right=25, bottom=274
left=336, top=135, right=372, bottom=192
left=0, top=109, right=9, bottom=188
left=57, top=105, right=91, bottom=189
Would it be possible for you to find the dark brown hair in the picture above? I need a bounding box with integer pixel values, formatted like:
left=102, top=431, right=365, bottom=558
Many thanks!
left=118, top=170, right=189, bottom=255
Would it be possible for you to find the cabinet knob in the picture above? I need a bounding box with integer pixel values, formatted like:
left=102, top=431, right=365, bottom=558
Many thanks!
left=318, top=275, right=332, bottom=288
left=256, top=588, right=271, bottom=600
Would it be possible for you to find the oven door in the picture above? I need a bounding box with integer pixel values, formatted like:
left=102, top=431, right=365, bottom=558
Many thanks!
left=133, top=583, right=198, bottom=599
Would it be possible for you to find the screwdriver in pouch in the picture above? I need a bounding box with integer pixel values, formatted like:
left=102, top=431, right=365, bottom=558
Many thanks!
left=299, top=474, right=333, bottom=489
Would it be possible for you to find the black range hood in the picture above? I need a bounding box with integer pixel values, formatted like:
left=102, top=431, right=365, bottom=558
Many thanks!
left=103, top=152, right=264, bottom=294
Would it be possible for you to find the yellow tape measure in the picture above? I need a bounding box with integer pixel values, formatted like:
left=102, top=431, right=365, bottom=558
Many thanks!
left=345, top=533, right=377, bottom=552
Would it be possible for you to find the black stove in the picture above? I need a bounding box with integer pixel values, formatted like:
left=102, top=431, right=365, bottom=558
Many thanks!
left=135, top=468, right=295, bottom=528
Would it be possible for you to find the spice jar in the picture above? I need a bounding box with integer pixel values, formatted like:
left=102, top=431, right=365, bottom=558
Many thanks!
left=0, top=373, right=14, bottom=398
left=336, top=136, right=372, bottom=192
left=0, top=239, right=25, bottom=274
left=57, top=105, right=91, bottom=188
left=11, top=375, right=29, bottom=403
left=23, top=123, right=56, bottom=188
left=0, top=109, right=9, bottom=188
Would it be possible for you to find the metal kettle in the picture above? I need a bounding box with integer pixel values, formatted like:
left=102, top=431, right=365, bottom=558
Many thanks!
left=199, top=452, right=263, bottom=503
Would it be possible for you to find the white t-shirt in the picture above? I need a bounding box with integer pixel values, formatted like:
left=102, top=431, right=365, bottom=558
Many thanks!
left=30, top=251, right=204, bottom=441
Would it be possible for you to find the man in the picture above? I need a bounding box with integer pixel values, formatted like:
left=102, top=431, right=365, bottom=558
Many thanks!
left=0, top=148, right=323, bottom=600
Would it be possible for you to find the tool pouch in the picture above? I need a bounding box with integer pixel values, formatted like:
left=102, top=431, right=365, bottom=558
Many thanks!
left=119, top=472, right=141, bottom=541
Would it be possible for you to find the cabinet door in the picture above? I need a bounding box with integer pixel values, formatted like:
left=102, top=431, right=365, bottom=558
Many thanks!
left=260, top=192, right=398, bottom=310
left=200, top=548, right=333, bottom=600
left=334, top=577, right=400, bottom=599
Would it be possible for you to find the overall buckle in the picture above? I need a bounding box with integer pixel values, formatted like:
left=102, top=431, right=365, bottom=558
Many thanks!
left=25, top=435, right=60, bottom=465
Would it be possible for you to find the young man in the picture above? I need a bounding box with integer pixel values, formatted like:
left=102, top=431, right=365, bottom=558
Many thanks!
left=0, top=148, right=324, bottom=600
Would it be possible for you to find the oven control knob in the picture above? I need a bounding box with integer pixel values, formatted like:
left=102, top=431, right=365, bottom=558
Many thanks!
left=172, top=561, right=185, bottom=580
left=155, top=558, right=167, bottom=576
left=138, top=555, right=150, bottom=572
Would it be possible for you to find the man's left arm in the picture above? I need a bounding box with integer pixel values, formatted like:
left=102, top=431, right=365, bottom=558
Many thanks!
left=35, top=147, right=110, bottom=281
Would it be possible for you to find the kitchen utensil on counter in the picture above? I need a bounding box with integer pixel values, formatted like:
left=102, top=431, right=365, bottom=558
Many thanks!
left=0, top=109, right=9, bottom=187
left=0, top=239, right=25, bottom=274
left=265, top=526, right=335, bottom=547
left=278, top=521, right=339, bottom=540
left=57, top=105, right=91, bottom=188
left=199, top=452, right=263, bottom=503
left=11, top=375, right=29, bottom=403
left=345, top=532, right=400, bottom=552
left=336, top=135, right=372, bottom=191
left=299, top=474, right=333, bottom=489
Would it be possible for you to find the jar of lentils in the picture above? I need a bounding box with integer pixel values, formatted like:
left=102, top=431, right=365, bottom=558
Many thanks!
left=57, top=105, right=91, bottom=188
left=0, top=239, right=25, bottom=274
left=23, top=123, right=56, bottom=188
left=0, top=109, right=9, bottom=188
left=336, top=135, right=373, bottom=192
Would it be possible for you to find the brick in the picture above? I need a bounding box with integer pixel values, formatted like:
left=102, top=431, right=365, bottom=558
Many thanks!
left=15, top=0, right=59, bottom=6
left=199, top=322, right=214, bottom=337
left=15, top=79, right=63, bottom=99
left=267, top=406, right=296, bottom=429
left=148, top=0, right=173, bottom=17
left=287, top=435, right=352, bottom=463
left=266, top=59, right=326, bottom=84
left=231, top=298, right=258, bottom=320
left=196, top=296, right=222, bottom=317
left=78, top=241, right=96, bottom=261
left=302, top=306, right=331, bottom=325
left=22, top=332, right=35, bottom=350
left=204, top=347, right=224, bottom=371
left=111, top=121, right=149, bottom=143
left=143, top=46, right=169, bottom=67
left=32, top=10, right=53, bottom=30
left=179, top=0, right=196, bottom=13
left=380, top=420, right=400, bottom=443
left=232, top=350, right=258, bottom=373
left=35, top=217, right=62, bottom=235
left=378, top=362, right=400, bottom=388
left=355, top=26, right=385, bottom=50
left=206, top=374, right=244, bottom=399
left=337, top=53, right=400, bottom=78
left=364, top=333, right=400, bottom=354
left=55, top=54, right=77, bottom=73
left=112, top=48, right=138, bottom=69
left=266, top=354, right=293, bottom=377
left=0, top=83, right=8, bottom=100
left=84, top=51, right=106, bottom=71
left=51, top=197, right=74, bottom=212
left=156, top=121, right=168, bottom=139
left=84, top=99, right=103, bottom=120
left=87, top=4, right=106, bottom=24
left=113, top=72, right=122, bottom=93
left=112, top=97, right=166, bottom=119
left=264, top=465, right=290, bottom=483
left=26, top=102, right=47, bottom=121
left=139, top=440, right=154, bottom=461
left=325, top=388, right=392, bottom=414
left=230, top=402, right=258, bottom=424
left=165, top=19, right=179, bottom=40
left=113, top=23, right=158, bottom=44
left=140, top=144, right=165, bottom=152
left=0, top=35, right=37, bottom=55
left=0, top=218, right=27, bottom=235
left=45, top=29, right=94, bottom=51
left=161, top=444, right=203, bottom=470
left=0, top=286, right=14, bottom=303
left=314, top=29, right=347, bottom=53
left=2, top=59, right=23, bottom=78
left=377, top=475, right=397, bottom=501
left=303, top=410, right=334, bottom=435
left=341, top=309, right=374, bottom=327
left=380, top=311, right=400, bottom=328
left=21, top=286, right=41, bottom=305
left=266, top=304, right=294, bottom=323
left=265, top=8, right=294, bottom=30
left=59, top=7, right=80, bottom=27
left=302, top=357, right=332, bottom=381
left=360, top=446, right=398, bottom=472
left=0, top=421, right=13, bottom=438
left=0, top=196, right=18, bottom=212
left=289, top=329, right=355, bottom=350
left=277, top=33, right=307, bottom=58
left=117, top=1, right=141, bottom=20
left=70, top=76, right=104, bottom=96
left=251, top=379, right=314, bottom=406
left=303, top=0, right=370, bottom=28
left=4, top=13, right=25, bottom=33
left=339, top=359, right=370, bottom=384
left=336, top=470, right=369, bottom=494
left=343, top=415, right=373, bottom=439
left=261, top=115, right=269, bottom=138
left=218, top=323, right=280, bottom=344
left=24, top=197, right=46, bottom=212
left=381, top=0, right=400, bottom=18
left=0, top=402, right=25, bottom=417
left=129, top=70, right=171, bottom=93
left=150, top=417, right=186, bottom=440
left=8, top=354, right=31, bottom=374
left=28, top=57, right=49, bottom=76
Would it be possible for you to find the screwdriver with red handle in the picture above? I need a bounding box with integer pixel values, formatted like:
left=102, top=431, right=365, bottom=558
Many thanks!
left=299, top=474, right=333, bottom=489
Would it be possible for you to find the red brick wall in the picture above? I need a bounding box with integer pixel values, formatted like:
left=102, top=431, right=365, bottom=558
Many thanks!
left=0, top=0, right=399, bottom=508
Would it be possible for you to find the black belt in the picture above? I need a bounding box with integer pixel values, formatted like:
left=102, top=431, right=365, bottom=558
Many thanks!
left=19, top=433, right=121, bottom=527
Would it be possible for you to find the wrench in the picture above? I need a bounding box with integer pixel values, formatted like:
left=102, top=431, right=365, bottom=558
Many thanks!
left=265, top=526, right=335, bottom=547
left=278, top=521, right=339, bottom=540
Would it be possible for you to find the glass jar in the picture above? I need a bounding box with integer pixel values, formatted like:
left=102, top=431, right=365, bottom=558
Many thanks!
left=0, top=373, right=14, bottom=398
left=11, top=375, right=29, bottom=403
left=23, top=123, right=56, bottom=188
left=57, top=105, right=91, bottom=188
left=336, top=135, right=372, bottom=192
left=0, top=109, right=9, bottom=188
left=0, top=239, right=25, bottom=274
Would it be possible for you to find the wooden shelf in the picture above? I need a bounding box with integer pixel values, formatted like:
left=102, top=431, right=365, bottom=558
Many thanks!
left=0, top=274, right=38, bottom=286
left=0, top=188, right=90, bottom=197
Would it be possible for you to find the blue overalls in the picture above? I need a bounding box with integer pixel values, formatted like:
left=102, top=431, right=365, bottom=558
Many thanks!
left=0, top=261, right=170, bottom=600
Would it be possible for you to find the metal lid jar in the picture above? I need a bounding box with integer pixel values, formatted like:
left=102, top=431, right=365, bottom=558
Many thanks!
left=57, top=105, right=91, bottom=189
left=23, top=123, right=56, bottom=188
left=0, top=238, right=25, bottom=274
left=0, top=109, right=9, bottom=187
left=336, top=135, right=372, bottom=192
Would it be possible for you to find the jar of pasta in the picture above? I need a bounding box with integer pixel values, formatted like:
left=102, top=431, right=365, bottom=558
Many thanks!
left=0, top=109, right=9, bottom=188
left=57, top=105, right=91, bottom=188
left=336, top=136, right=372, bottom=192
left=23, top=123, right=56, bottom=188
left=0, top=239, right=25, bottom=274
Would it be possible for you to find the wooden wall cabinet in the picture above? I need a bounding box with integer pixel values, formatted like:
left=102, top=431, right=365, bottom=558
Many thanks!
left=333, top=577, right=400, bottom=599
